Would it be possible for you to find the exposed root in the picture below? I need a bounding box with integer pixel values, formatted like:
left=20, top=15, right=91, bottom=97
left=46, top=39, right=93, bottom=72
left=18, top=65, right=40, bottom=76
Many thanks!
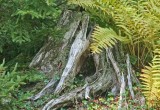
left=106, top=48, right=122, bottom=95
left=85, top=86, right=91, bottom=99
left=42, top=70, right=113, bottom=110
left=30, top=79, right=57, bottom=101
left=126, top=54, right=135, bottom=99
left=118, top=73, right=126, bottom=110
left=31, top=45, right=142, bottom=110
left=107, top=48, right=121, bottom=83
left=42, top=86, right=86, bottom=110
left=42, top=51, right=115, bottom=110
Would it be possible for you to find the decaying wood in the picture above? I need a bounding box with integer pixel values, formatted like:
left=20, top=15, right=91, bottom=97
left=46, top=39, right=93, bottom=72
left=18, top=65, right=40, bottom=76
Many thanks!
left=126, top=54, right=135, bottom=99
left=30, top=10, right=83, bottom=100
left=31, top=46, right=131, bottom=110
left=85, top=86, right=90, bottom=99
left=84, top=54, right=99, bottom=99
left=118, top=73, right=126, bottom=110
left=42, top=86, right=86, bottom=110
left=42, top=51, right=115, bottom=110
left=107, top=48, right=121, bottom=83
left=29, top=10, right=76, bottom=71
left=54, top=15, right=90, bottom=94
left=30, top=79, right=57, bottom=101
left=29, top=9, right=143, bottom=110
left=106, top=48, right=121, bottom=96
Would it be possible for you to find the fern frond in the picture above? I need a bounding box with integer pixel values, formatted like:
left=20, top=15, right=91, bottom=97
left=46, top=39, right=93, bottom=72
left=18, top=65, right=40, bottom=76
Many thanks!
left=68, top=0, right=96, bottom=9
left=68, top=0, right=160, bottom=62
left=140, top=48, right=160, bottom=107
left=90, top=26, right=127, bottom=53
left=68, top=0, right=113, bottom=16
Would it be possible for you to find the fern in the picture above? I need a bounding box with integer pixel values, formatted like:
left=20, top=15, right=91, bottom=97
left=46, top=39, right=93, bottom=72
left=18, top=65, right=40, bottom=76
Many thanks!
left=68, top=0, right=160, bottom=65
left=140, top=48, right=160, bottom=107
left=90, top=26, right=127, bottom=53
left=68, top=0, right=97, bottom=9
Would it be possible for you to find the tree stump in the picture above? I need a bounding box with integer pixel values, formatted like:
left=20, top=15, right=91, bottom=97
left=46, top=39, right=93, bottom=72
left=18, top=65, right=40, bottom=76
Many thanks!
left=29, top=10, right=139, bottom=110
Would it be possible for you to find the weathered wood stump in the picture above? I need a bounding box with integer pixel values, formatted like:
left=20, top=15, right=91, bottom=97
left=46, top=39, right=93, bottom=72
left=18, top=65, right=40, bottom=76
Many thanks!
left=29, top=10, right=140, bottom=110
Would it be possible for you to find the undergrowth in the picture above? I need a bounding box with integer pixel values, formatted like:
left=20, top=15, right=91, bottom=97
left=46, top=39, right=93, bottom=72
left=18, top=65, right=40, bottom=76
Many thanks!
left=0, top=60, right=46, bottom=110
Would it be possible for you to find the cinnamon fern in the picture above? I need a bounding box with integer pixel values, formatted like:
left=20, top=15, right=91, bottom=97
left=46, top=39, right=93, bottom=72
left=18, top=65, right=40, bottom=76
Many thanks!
left=140, top=48, right=160, bottom=107
left=68, top=0, right=160, bottom=65
left=90, top=26, right=126, bottom=53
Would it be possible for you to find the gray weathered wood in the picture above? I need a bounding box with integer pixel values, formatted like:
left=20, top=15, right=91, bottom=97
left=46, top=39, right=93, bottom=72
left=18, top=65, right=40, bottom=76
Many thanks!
left=29, top=9, right=142, bottom=110
left=42, top=51, right=115, bottom=110
left=126, top=54, right=135, bottom=99
left=30, top=10, right=82, bottom=100
left=54, top=15, right=90, bottom=94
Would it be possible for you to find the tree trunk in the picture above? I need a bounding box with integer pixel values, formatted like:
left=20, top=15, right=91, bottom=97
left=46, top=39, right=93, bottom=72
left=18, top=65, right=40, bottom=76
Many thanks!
left=29, top=10, right=140, bottom=110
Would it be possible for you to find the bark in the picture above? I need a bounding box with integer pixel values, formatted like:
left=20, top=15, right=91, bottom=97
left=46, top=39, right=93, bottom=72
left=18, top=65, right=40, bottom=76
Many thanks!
left=29, top=10, right=139, bottom=110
